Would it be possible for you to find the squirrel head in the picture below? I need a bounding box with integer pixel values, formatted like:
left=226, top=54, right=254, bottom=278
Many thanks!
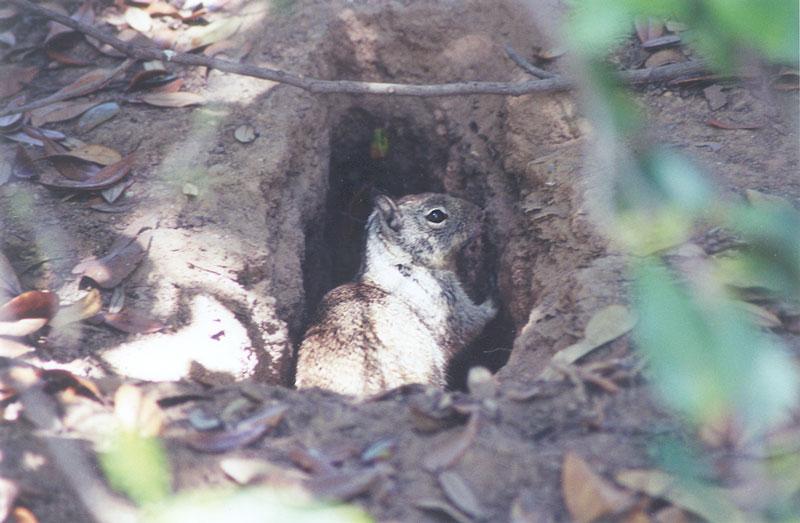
left=369, top=193, right=484, bottom=271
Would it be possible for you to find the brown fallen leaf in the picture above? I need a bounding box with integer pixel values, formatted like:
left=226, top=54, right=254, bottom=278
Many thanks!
left=642, top=34, right=681, bottom=49
left=103, top=309, right=165, bottom=334
left=39, top=153, right=135, bottom=191
left=51, top=67, right=118, bottom=101
left=562, top=452, right=634, bottom=523
left=773, top=67, right=799, bottom=91
left=125, top=7, right=152, bottom=32
left=40, top=368, right=105, bottom=404
left=288, top=444, right=337, bottom=475
left=72, top=225, right=149, bottom=288
left=30, top=100, right=100, bottom=127
left=423, top=410, right=481, bottom=472
left=137, top=92, right=205, bottom=108
left=146, top=1, right=180, bottom=17
left=184, top=404, right=287, bottom=453
left=360, top=436, right=397, bottom=465
left=634, top=16, right=664, bottom=44
left=44, top=144, right=122, bottom=167
left=305, top=467, right=384, bottom=501
left=127, top=69, right=177, bottom=91
left=644, top=49, right=685, bottom=68
left=0, top=477, right=19, bottom=523
left=0, top=290, right=59, bottom=337
left=707, top=118, right=764, bottom=130
left=148, top=78, right=184, bottom=94
left=77, top=102, right=121, bottom=133
left=438, top=470, right=486, bottom=519
left=177, top=18, right=240, bottom=52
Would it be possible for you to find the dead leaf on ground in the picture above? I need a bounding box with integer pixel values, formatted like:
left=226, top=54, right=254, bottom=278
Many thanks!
left=541, top=305, right=636, bottom=380
left=615, top=469, right=748, bottom=523
left=127, top=69, right=177, bottom=91
left=101, top=178, right=135, bottom=204
left=0, top=291, right=59, bottom=337
left=29, top=100, right=101, bottom=127
left=177, top=18, right=241, bottom=52
left=184, top=403, right=287, bottom=453
left=634, top=17, right=664, bottom=44
left=0, top=477, right=19, bottom=523
left=423, top=410, right=481, bottom=472
left=305, top=467, right=384, bottom=501
left=773, top=67, right=799, bottom=91
left=44, top=144, right=122, bottom=166
left=744, top=188, right=794, bottom=210
left=137, top=92, right=205, bottom=108
left=641, top=34, right=681, bottom=50
left=49, top=289, right=102, bottom=329
left=644, top=49, right=685, bottom=68
left=0, top=158, right=9, bottom=187
left=562, top=452, right=634, bottom=523
left=0, top=96, right=25, bottom=132
left=103, top=309, right=165, bottom=334
left=288, top=444, right=337, bottom=475
left=706, top=118, right=764, bottom=130
left=72, top=224, right=149, bottom=288
left=360, top=436, right=397, bottom=464
left=77, top=102, right=120, bottom=133
left=125, top=7, right=152, bottom=32
left=438, top=471, right=486, bottom=519
left=51, top=67, right=118, bottom=101
left=146, top=1, right=180, bottom=17
left=0, top=30, right=15, bottom=47
left=39, top=153, right=135, bottom=191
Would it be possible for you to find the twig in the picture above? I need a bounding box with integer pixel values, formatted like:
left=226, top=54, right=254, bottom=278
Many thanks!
left=504, top=44, right=557, bottom=79
left=3, top=0, right=708, bottom=116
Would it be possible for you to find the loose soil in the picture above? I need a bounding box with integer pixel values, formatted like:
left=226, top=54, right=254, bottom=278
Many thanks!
left=0, top=1, right=797, bottom=522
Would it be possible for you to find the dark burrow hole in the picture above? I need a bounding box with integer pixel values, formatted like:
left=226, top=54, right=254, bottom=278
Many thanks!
left=301, top=106, right=514, bottom=390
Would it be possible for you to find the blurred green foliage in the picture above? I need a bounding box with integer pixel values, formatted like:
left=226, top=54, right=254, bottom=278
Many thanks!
left=100, top=430, right=171, bottom=507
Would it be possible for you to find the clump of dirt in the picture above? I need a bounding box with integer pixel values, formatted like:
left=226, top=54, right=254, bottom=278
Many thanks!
left=0, top=0, right=797, bottom=521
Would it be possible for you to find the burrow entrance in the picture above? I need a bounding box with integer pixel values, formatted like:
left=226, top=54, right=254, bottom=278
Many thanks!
left=300, top=100, right=517, bottom=390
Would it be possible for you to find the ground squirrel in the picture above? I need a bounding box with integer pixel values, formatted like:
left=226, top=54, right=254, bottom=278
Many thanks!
left=295, top=192, right=497, bottom=396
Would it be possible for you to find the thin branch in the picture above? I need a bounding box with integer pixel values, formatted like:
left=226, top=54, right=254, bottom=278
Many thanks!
left=504, top=44, right=557, bottom=79
left=4, top=0, right=708, bottom=116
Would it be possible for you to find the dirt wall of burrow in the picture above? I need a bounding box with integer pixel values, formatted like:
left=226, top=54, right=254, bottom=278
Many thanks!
left=283, top=0, right=628, bottom=388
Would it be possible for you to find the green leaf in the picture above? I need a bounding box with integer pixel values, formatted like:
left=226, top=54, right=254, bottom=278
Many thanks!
left=100, top=430, right=171, bottom=506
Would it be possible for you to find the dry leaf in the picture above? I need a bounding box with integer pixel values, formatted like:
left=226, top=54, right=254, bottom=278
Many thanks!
left=0, top=291, right=59, bottom=337
left=541, top=305, right=636, bottom=380
left=47, top=144, right=123, bottom=166
left=438, top=471, right=486, bottom=518
left=125, top=7, right=152, bottom=32
left=360, top=436, right=397, bottom=464
left=51, top=68, right=117, bottom=100
left=305, top=467, right=383, bottom=501
left=641, top=34, right=681, bottom=50
left=423, top=410, right=481, bottom=471
left=77, top=102, right=120, bottom=133
left=29, top=100, right=101, bottom=127
left=644, top=49, right=685, bottom=68
left=72, top=226, right=149, bottom=288
left=744, top=189, right=793, bottom=209
left=103, top=310, right=165, bottom=334
left=0, top=478, right=19, bottom=523
left=562, top=452, right=633, bottom=523
left=138, top=92, right=205, bottom=107
left=615, top=469, right=748, bottom=523
left=39, top=153, right=135, bottom=191
left=184, top=404, right=287, bottom=453
left=101, top=178, right=135, bottom=204
left=702, top=85, right=727, bottom=111
left=178, top=18, right=240, bottom=52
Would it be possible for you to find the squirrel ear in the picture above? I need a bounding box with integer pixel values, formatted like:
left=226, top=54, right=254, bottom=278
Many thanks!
left=374, top=194, right=402, bottom=232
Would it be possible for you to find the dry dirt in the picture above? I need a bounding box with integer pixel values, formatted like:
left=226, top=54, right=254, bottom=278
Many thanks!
left=0, top=0, right=798, bottom=521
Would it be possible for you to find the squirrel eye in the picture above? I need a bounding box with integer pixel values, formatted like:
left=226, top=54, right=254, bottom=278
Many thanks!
left=425, top=209, right=448, bottom=224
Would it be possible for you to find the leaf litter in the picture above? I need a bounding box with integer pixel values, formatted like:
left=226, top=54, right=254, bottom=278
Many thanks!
left=72, top=222, right=150, bottom=288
